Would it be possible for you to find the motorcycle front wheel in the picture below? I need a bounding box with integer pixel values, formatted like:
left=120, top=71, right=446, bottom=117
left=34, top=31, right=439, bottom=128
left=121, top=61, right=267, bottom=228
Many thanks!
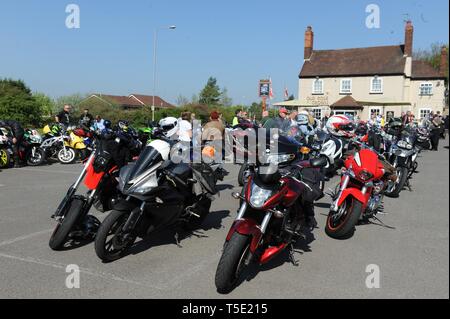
left=95, top=210, right=137, bottom=262
left=26, top=146, right=46, bottom=166
left=325, top=197, right=363, bottom=239
left=238, top=163, right=250, bottom=186
left=49, top=197, right=85, bottom=250
left=0, top=148, right=10, bottom=168
left=385, top=166, right=408, bottom=198
left=215, top=233, right=251, bottom=294
left=58, top=148, right=76, bottom=164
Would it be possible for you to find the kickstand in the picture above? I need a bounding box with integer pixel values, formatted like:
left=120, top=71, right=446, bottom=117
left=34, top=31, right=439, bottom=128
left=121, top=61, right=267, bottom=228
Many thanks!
left=371, top=215, right=396, bottom=230
left=174, top=232, right=182, bottom=248
left=289, top=244, right=300, bottom=267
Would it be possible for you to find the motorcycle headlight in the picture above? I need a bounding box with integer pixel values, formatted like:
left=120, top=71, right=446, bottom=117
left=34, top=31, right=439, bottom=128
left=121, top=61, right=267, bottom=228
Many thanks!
left=358, top=169, right=373, bottom=181
left=264, top=154, right=294, bottom=165
left=397, top=140, right=412, bottom=150
left=249, top=182, right=273, bottom=208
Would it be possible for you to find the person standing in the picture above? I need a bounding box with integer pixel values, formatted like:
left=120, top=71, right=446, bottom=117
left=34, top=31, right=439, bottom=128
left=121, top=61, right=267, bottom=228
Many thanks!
left=55, top=104, right=72, bottom=127
left=79, top=109, right=94, bottom=129
left=92, top=115, right=105, bottom=132
left=178, top=112, right=193, bottom=142
left=232, top=109, right=242, bottom=127
left=202, top=111, right=225, bottom=142
left=430, top=114, right=443, bottom=151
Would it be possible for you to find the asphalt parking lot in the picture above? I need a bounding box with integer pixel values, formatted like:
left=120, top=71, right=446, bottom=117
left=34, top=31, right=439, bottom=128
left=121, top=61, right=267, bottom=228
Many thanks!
left=0, top=139, right=448, bottom=299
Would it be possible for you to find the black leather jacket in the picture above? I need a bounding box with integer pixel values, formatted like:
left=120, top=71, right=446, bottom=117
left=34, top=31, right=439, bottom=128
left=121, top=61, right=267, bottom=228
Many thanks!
left=0, top=120, right=24, bottom=139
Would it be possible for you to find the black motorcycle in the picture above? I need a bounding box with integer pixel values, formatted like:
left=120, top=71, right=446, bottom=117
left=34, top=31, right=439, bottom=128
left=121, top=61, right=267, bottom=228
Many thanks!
left=94, top=139, right=227, bottom=262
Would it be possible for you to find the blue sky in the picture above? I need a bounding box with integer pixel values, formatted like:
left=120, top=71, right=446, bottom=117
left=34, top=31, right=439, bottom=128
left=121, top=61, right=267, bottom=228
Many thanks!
left=0, top=0, right=448, bottom=105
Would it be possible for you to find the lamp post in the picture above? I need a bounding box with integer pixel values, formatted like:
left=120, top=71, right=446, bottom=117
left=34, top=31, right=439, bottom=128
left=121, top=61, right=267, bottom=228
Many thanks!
left=152, top=25, right=176, bottom=122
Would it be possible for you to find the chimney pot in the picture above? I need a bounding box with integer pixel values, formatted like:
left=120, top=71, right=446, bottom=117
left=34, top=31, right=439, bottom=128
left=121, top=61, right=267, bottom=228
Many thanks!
left=440, top=46, right=448, bottom=77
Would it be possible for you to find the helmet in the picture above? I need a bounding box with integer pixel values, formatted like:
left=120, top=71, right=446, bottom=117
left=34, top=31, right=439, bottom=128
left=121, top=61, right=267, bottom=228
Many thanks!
left=159, top=117, right=179, bottom=138
left=103, top=120, right=112, bottom=129
left=118, top=120, right=129, bottom=132
left=326, top=115, right=355, bottom=138
left=296, top=114, right=309, bottom=126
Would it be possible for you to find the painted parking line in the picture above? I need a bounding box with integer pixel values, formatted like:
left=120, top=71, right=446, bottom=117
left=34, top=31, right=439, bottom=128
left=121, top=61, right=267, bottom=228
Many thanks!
left=0, top=252, right=165, bottom=292
left=0, top=229, right=53, bottom=248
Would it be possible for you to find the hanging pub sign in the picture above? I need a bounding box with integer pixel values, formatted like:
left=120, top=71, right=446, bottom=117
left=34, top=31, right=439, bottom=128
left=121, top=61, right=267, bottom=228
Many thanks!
left=259, top=79, right=270, bottom=97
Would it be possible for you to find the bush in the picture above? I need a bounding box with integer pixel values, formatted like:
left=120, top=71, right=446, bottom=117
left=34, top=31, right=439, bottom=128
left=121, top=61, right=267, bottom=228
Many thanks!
left=0, top=79, right=43, bottom=126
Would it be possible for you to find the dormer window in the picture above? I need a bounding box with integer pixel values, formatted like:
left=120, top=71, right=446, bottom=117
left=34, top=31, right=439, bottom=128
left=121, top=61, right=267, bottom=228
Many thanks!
left=370, top=76, right=383, bottom=93
left=340, top=79, right=352, bottom=94
left=312, top=78, right=323, bottom=94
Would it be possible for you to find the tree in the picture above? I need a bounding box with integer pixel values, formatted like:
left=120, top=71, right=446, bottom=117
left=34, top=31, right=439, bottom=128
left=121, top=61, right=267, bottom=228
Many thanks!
left=0, top=79, right=43, bottom=126
left=414, top=42, right=449, bottom=83
left=199, top=77, right=221, bottom=106
left=54, top=93, right=88, bottom=115
left=220, top=87, right=233, bottom=107
left=34, top=92, right=56, bottom=117
left=176, top=94, right=189, bottom=107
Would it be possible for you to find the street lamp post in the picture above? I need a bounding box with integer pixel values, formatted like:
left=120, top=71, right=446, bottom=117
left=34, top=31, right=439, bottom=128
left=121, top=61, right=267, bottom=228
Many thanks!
left=152, top=25, right=176, bottom=122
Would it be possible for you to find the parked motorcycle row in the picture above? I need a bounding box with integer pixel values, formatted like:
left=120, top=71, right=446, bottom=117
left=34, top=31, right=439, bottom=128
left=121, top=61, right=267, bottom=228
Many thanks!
left=2, top=114, right=435, bottom=294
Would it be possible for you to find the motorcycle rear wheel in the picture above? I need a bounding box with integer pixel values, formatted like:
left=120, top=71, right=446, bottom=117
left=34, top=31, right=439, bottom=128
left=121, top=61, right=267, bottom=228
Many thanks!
left=215, top=233, right=251, bottom=294
left=325, top=197, right=363, bottom=239
left=49, top=198, right=85, bottom=250
left=95, top=210, right=137, bottom=262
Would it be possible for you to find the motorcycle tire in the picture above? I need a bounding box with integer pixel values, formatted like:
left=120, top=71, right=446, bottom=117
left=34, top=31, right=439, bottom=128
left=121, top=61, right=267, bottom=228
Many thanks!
left=26, top=147, right=46, bottom=166
left=49, top=197, right=85, bottom=250
left=215, top=233, right=251, bottom=294
left=58, top=148, right=76, bottom=164
left=238, top=163, right=250, bottom=187
left=95, top=210, right=137, bottom=262
left=325, top=197, right=363, bottom=239
left=0, top=148, right=10, bottom=168
left=385, top=167, right=408, bottom=198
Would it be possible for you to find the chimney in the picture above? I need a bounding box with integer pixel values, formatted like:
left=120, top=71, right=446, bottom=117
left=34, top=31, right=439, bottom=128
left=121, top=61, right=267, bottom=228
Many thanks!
left=304, top=26, right=314, bottom=60
left=404, top=20, right=413, bottom=57
left=440, top=46, right=448, bottom=77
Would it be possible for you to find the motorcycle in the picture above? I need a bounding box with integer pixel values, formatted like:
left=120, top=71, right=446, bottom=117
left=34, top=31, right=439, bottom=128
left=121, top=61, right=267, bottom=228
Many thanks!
left=94, top=139, right=226, bottom=262
left=49, top=138, right=123, bottom=250
left=384, top=132, right=419, bottom=198
left=314, top=129, right=343, bottom=176
left=215, top=154, right=327, bottom=293
left=40, top=124, right=79, bottom=164
left=0, top=127, right=12, bottom=168
left=325, top=140, right=392, bottom=239
left=414, top=126, right=431, bottom=150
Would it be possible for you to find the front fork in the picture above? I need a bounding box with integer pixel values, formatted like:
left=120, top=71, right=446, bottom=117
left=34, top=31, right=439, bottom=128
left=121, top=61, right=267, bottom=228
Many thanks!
left=330, top=174, right=350, bottom=212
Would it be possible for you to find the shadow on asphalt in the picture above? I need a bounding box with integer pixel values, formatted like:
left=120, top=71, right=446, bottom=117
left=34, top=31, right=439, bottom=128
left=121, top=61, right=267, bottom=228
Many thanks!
left=122, top=210, right=230, bottom=259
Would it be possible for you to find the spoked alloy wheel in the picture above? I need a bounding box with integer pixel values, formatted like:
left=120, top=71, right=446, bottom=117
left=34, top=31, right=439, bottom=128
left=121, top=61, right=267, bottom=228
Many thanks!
left=0, top=148, right=10, bottom=168
left=95, top=210, right=137, bottom=262
left=385, top=167, right=408, bottom=198
left=58, top=148, right=76, bottom=164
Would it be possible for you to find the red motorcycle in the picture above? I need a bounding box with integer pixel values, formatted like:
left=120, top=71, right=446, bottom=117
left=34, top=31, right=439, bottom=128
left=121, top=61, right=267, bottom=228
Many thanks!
left=49, top=142, right=121, bottom=250
left=325, top=140, right=392, bottom=239
left=215, top=155, right=327, bottom=293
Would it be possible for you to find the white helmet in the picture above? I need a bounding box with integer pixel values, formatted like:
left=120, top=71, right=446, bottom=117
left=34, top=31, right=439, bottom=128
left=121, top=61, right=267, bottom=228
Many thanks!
left=296, top=114, right=309, bottom=126
left=148, top=139, right=171, bottom=160
left=326, top=115, right=355, bottom=138
left=158, top=117, right=178, bottom=138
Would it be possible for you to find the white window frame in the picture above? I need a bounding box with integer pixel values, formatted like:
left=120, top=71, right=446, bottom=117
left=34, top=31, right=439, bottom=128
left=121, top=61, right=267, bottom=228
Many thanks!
left=419, top=108, right=432, bottom=120
left=370, top=76, right=383, bottom=93
left=334, top=110, right=357, bottom=118
left=312, top=79, right=324, bottom=95
left=419, top=82, right=433, bottom=96
left=311, top=108, right=323, bottom=120
left=368, top=107, right=382, bottom=120
left=340, top=79, right=352, bottom=94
